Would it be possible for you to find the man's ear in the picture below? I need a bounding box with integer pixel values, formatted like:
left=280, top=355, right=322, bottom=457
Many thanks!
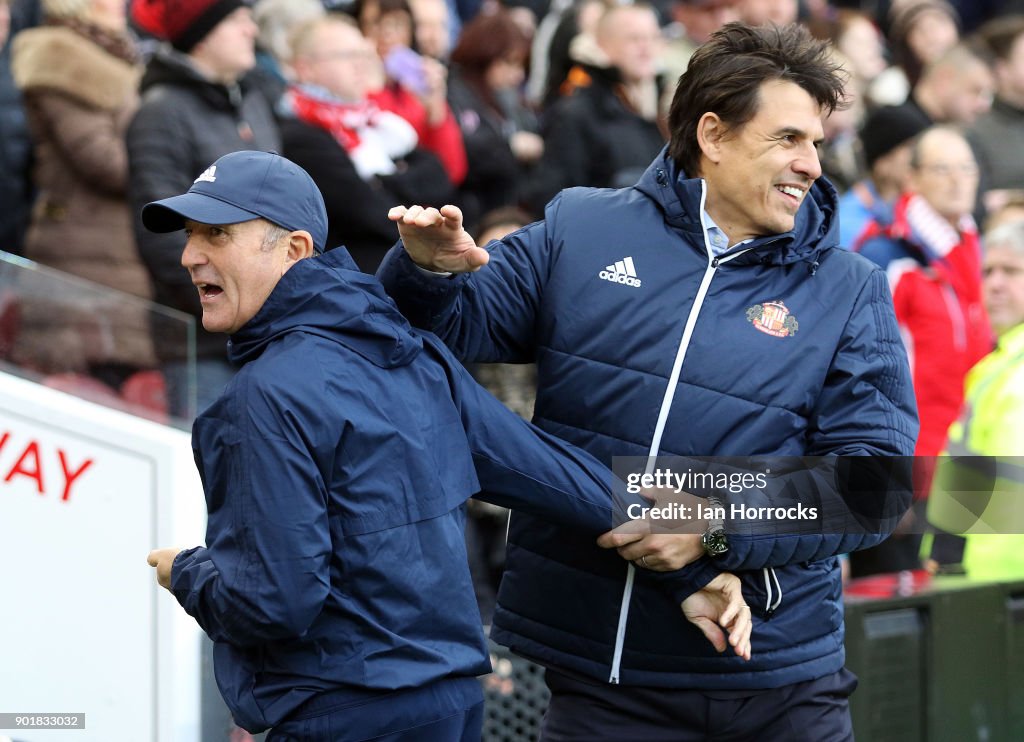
left=283, top=230, right=315, bottom=273
left=696, top=112, right=727, bottom=165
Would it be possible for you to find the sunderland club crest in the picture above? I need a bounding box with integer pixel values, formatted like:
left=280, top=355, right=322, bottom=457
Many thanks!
left=746, top=301, right=799, bottom=338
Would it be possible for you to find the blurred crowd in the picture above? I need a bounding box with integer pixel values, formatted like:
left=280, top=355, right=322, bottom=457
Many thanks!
left=2, top=0, right=1024, bottom=601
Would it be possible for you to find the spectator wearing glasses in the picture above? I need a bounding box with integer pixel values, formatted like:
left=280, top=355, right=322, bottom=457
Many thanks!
left=279, top=14, right=451, bottom=272
left=854, top=125, right=993, bottom=576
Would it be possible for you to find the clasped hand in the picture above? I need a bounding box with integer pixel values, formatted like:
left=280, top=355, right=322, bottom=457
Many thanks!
left=597, top=489, right=751, bottom=661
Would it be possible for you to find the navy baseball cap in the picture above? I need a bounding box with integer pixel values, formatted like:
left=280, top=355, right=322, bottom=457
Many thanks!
left=142, top=151, right=328, bottom=253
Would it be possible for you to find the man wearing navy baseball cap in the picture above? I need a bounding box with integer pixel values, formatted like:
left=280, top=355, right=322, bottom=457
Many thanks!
left=143, top=150, right=753, bottom=740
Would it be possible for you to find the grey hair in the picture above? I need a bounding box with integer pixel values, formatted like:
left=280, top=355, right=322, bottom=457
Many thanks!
left=984, top=220, right=1024, bottom=256
left=254, top=0, right=326, bottom=64
left=260, top=222, right=292, bottom=252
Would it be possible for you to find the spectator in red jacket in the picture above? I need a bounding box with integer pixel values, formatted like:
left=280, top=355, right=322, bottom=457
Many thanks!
left=355, top=0, right=467, bottom=185
left=853, top=125, right=993, bottom=576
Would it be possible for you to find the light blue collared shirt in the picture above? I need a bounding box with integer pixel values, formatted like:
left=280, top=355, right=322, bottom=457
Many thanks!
left=702, top=211, right=752, bottom=257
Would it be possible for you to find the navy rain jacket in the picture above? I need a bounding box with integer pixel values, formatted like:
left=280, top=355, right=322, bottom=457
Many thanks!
left=378, top=148, right=919, bottom=689
left=169, top=249, right=648, bottom=732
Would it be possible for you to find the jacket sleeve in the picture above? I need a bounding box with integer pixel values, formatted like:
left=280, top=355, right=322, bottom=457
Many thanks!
left=713, top=269, right=918, bottom=570
left=377, top=195, right=563, bottom=363
left=432, top=335, right=721, bottom=600
left=169, top=377, right=332, bottom=646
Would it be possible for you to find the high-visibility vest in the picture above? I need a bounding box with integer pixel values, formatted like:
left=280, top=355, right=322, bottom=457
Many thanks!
left=928, top=322, right=1024, bottom=581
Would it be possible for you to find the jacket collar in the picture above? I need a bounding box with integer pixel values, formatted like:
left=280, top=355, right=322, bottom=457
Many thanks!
left=633, top=147, right=839, bottom=267
left=228, top=248, right=423, bottom=369
left=140, top=48, right=250, bottom=112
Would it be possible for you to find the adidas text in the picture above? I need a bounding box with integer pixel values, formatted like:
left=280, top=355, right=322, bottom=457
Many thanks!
left=598, top=257, right=642, bottom=288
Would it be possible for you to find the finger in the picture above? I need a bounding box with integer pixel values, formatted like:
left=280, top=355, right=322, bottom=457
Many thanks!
left=388, top=205, right=408, bottom=221
left=465, top=247, right=490, bottom=270
left=719, top=586, right=743, bottom=626
left=438, top=204, right=464, bottom=227
left=593, top=521, right=647, bottom=548
left=413, top=207, right=444, bottom=228
left=692, top=617, right=727, bottom=653
left=727, top=604, right=750, bottom=645
left=729, top=607, right=752, bottom=660
left=615, top=544, right=649, bottom=562
left=402, top=205, right=425, bottom=223
left=598, top=528, right=643, bottom=548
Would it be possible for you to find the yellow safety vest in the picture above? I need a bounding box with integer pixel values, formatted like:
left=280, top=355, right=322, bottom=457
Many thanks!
left=928, top=322, right=1024, bottom=581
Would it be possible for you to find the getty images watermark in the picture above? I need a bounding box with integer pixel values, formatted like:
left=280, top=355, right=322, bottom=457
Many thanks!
left=609, top=456, right=929, bottom=536
left=624, top=466, right=820, bottom=523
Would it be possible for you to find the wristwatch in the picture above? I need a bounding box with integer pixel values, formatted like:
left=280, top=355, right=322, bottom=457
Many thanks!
left=702, top=526, right=729, bottom=557
left=701, top=496, right=729, bottom=557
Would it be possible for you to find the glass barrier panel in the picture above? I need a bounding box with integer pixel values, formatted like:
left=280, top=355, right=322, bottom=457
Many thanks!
left=0, top=251, right=196, bottom=428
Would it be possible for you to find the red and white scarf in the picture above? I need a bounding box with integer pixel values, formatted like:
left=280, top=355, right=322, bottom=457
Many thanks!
left=286, top=84, right=419, bottom=180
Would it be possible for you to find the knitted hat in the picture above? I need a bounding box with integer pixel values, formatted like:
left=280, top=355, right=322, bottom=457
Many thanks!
left=859, top=104, right=931, bottom=168
left=131, top=0, right=247, bottom=52
left=42, top=0, right=92, bottom=20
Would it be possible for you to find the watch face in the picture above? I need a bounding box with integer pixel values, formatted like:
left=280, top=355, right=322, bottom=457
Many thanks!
left=703, top=530, right=729, bottom=556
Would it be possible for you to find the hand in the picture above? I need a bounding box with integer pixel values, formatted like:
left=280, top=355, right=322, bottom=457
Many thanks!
left=420, top=57, right=449, bottom=125
left=510, top=131, right=544, bottom=163
left=147, top=547, right=183, bottom=591
left=596, top=521, right=704, bottom=571
left=682, top=573, right=751, bottom=660
left=388, top=204, right=490, bottom=273
left=596, top=487, right=707, bottom=570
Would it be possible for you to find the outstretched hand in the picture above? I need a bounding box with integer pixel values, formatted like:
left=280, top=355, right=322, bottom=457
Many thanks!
left=388, top=204, right=490, bottom=273
left=682, top=572, right=752, bottom=660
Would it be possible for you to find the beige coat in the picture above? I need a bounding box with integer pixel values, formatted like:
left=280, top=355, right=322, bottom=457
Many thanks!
left=11, top=26, right=156, bottom=375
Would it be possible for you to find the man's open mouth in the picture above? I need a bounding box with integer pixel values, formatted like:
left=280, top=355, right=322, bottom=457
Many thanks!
left=197, top=283, right=224, bottom=300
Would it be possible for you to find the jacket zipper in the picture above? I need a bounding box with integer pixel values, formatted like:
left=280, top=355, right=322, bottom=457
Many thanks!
left=608, top=181, right=755, bottom=683
left=939, top=283, right=967, bottom=352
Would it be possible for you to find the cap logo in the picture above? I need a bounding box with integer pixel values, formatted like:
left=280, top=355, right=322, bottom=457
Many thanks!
left=195, top=166, right=217, bottom=184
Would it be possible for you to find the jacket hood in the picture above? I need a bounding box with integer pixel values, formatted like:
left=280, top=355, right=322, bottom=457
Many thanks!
left=11, top=26, right=140, bottom=110
left=140, top=48, right=252, bottom=110
left=228, top=248, right=423, bottom=368
left=633, top=147, right=840, bottom=267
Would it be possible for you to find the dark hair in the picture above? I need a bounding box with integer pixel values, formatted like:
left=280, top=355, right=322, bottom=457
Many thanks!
left=887, top=0, right=959, bottom=88
left=975, top=14, right=1024, bottom=62
left=473, top=205, right=533, bottom=240
left=667, top=22, right=847, bottom=179
left=351, top=0, right=417, bottom=48
left=450, top=9, right=530, bottom=111
left=450, top=9, right=529, bottom=74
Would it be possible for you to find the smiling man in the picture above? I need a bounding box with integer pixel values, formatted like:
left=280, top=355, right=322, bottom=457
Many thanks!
left=379, top=22, right=917, bottom=741
left=141, top=150, right=751, bottom=741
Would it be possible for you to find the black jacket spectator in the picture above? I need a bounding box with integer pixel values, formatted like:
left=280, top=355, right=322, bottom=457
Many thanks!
left=527, top=59, right=666, bottom=212
left=127, top=49, right=279, bottom=362
left=281, top=116, right=450, bottom=271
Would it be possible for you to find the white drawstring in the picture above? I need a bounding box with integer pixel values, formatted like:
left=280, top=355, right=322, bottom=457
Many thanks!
left=762, top=567, right=782, bottom=617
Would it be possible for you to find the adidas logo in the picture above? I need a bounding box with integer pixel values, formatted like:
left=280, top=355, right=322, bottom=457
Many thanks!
left=598, top=256, right=642, bottom=288
left=194, top=166, right=217, bottom=184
